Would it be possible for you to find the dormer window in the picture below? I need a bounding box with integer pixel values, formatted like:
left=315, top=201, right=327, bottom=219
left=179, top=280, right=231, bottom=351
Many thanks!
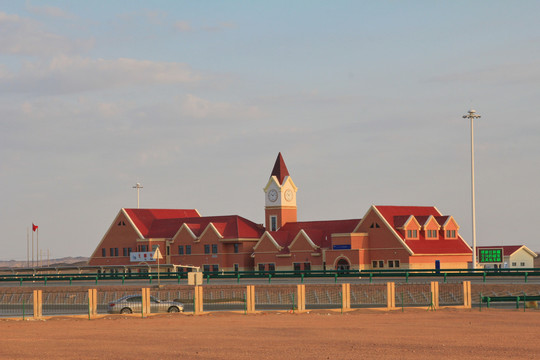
left=426, top=229, right=438, bottom=239
left=446, top=230, right=456, bottom=239
left=406, top=229, right=418, bottom=239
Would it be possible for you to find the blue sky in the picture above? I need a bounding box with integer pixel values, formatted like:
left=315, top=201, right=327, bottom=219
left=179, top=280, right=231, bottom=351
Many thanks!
left=1, top=1, right=540, bottom=260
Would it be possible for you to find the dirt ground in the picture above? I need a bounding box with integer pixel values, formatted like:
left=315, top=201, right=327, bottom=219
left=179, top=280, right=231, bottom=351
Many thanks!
left=1, top=308, right=539, bottom=360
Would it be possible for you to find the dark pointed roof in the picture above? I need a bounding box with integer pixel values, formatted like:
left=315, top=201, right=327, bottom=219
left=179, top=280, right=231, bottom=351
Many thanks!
left=270, top=152, right=290, bottom=184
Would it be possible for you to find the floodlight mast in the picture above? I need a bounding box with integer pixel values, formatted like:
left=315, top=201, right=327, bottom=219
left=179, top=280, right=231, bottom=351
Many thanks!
left=132, top=183, right=143, bottom=208
left=463, top=109, right=481, bottom=269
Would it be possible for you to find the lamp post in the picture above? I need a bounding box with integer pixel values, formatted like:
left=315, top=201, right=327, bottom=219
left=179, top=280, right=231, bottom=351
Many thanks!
left=462, top=109, right=481, bottom=268
left=132, top=183, right=143, bottom=208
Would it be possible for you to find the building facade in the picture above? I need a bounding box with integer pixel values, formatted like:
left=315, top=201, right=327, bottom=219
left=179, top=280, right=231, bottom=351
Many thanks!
left=89, top=153, right=473, bottom=270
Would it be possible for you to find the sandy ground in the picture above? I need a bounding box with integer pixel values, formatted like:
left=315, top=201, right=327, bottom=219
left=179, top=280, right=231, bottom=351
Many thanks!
left=1, top=308, right=539, bottom=360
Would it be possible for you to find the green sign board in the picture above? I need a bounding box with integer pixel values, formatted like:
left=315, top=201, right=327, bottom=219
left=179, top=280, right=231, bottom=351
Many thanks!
left=478, top=248, right=503, bottom=263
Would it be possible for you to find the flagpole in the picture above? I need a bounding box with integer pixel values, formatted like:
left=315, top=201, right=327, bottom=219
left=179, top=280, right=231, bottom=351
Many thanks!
left=37, top=228, right=39, bottom=267
left=27, top=228, right=29, bottom=268
left=32, top=227, right=34, bottom=267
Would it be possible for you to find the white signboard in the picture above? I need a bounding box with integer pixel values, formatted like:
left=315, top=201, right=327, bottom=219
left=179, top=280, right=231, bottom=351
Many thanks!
left=130, top=251, right=156, bottom=262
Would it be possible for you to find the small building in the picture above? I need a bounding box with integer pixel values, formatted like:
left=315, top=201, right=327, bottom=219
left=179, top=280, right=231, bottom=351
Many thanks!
left=477, top=245, right=537, bottom=269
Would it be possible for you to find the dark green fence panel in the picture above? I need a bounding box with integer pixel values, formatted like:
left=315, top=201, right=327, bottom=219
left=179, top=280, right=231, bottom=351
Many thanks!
left=395, top=283, right=431, bottom=307
left=350, top=284, right=387, bottom=308
left=151, top=287, right=195, bottom=313
left=439, top=283, right=463, bottom=306
left=305, top=285, right=342, bottom=310
left=202, top=285, right=246, bottom=312
left=0, top=292, right=33, bottom=317
left=42, top=291, right=89, bottom=315
left=254, top=285, right=296, bottom=311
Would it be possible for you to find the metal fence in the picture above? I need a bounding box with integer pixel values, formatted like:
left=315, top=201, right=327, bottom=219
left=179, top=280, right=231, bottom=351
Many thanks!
left=439, top=283, right=463, bottom=306
left=305, top=285, right=343, bottom=310
left=395, top=283, right=432, bottom=307
left=254, top=285, right=296, bottom=311
left=350, top=284, right=387, bottom=308
left=42, top=291, right=89, bottom=316
left=203, top=285, right=246, bottom=312
left=0, top=292, right=33, bottom=317
left=151, top=287, right=195, bottom=313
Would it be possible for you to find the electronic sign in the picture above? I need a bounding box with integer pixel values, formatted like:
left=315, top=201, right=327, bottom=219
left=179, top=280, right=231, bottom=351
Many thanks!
left=478, top=248, right=503, bottom=263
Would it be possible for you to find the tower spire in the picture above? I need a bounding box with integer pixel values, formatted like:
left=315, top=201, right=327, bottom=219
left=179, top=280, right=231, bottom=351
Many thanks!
left=270, top=152, right=290, bottom=185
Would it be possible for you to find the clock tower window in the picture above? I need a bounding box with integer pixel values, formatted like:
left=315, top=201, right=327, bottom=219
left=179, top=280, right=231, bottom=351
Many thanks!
left=270, top=216, right=278, bottom=231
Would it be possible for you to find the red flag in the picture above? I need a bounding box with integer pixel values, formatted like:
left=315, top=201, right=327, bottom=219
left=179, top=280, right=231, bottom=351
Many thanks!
left=32, top=223, right=38, bottom=232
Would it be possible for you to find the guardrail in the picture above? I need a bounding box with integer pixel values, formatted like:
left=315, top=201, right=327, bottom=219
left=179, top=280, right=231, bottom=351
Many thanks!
left=1, top=268, right=540, bottom=286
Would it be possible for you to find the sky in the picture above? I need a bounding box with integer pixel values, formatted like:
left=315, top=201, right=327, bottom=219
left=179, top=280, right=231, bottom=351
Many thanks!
left=1, top=1, right=540, bottom=261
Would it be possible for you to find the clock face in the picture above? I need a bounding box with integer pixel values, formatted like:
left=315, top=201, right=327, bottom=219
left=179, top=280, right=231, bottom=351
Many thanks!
left=284, top=189, right=294, bottom=201
left=268, top=189, right=278, bottom=202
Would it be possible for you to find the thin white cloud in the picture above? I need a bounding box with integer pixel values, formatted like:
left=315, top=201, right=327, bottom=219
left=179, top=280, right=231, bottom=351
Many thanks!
left=180, top=94, right=261, bottom=120
left=173, top=20, right=235, bottom=32
left=430, top=62, right=540, bottom=85
left=25, top=2, right=77, bottom=20
left=0, top=11, right=91, bottom=56
left=0, top=56, right=202, bottom=94
left=173, top=21, right=192, bottom=32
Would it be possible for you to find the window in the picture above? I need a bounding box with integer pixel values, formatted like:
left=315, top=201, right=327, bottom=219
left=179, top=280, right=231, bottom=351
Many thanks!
left=270, top=216, right=278, bottom=231
left=185, top=245, right=191, bottom=255
left=204, top=245, right=210, bottom=254
left=128, top=248, right=132, bottom=255
left=102, top=248, right=106, bottom=257
left=395, top=260, right=400, bottom=268
left=521, top=262, right=526, bottom=267
left=378, top=260, right=384, bottom=268
left=268, top=263, right=276, bottom=273
left=446, top=230, right=456, bottom=238
left=512, top=262, right=516, bottom=266
left=407, top=230, right=418, bottom=239
left=234, top=264, right=239, bottom=273
left=203, top=264, right=210, bottom=272
left=258, top=264, right=265, bottom=272
left=304, top=262, right=311, bottom=271
left=178, top=246, right=184, bottom=255
left=212, top=244, right=218, bottom=254
left=233, top=243, right=239, bottom=253
left=372, top=260, right=378, bottom=268
left=212, top=264, right=219, bottom=272
left=388, top=260, right=394, bottom=268
left=114, top=248, right=119, bottom=257
left=123, top=248, right=128, bottom=257
left=427, top=230, right=438, bottom=239
left=166, top=246, right=170, bottom=256
left=293, top=263, right=301, bottom=272
left=110, top=248, right=114, bottom=256
left=152, top=244, right=158, bottom=251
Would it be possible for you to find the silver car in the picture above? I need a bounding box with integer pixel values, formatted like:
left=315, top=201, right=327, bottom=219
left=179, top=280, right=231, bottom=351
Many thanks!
left=108, top=295, right=184, bottom=314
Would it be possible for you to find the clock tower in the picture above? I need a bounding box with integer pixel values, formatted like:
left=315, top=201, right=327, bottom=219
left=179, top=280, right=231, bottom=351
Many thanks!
left=263, top=153, right=298, bottom=231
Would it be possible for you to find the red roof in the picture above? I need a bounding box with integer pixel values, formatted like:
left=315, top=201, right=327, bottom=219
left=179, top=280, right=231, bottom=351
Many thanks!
left=374, top=206, right=471, bottom=255
left=124, top=209, right=200, bottom=238
left=275, top=219, right=361, bottom=249
left=270, top=152, right=290, bottom=185
left=124, top=209, right=264, bottom=239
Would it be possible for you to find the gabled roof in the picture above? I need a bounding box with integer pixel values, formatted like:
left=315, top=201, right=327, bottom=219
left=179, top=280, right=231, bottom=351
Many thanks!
left=274, top=219, right=361, bottom=249
left=270, top=152, right=290, bottom=185
left=124, top=209, right=201, bottom=238
left=124, top=209, right=264, bottom=240
left=374, top=205, right=471, bottom=255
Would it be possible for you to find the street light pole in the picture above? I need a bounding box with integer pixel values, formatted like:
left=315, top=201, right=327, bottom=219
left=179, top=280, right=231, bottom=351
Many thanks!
left=463, top=109, right=481, bottom=268
left=132, top=183, right=143, bottom=208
